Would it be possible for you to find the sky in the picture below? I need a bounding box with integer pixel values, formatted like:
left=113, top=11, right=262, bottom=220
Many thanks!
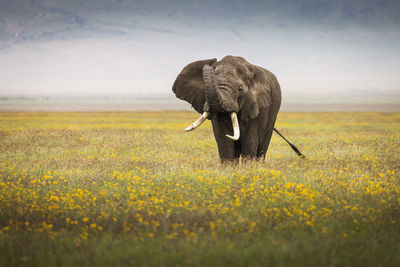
left=0, top=0, right=399, bottom=100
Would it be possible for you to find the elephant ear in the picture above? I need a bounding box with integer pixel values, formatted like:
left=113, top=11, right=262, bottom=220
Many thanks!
left=172, top=58, right=217, bottom=113
left=241, top=64, right=273, bottom=121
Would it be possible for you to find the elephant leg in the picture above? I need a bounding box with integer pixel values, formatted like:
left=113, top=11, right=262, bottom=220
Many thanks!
left=240, top=122, right=258, bottom=159
left=211, top=114, right=240, bottom=163
left=257, top=126, right=274, bottom=159
left=257, top=107, right=279, bottom=159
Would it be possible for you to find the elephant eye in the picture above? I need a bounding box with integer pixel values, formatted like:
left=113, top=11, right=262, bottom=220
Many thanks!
left=238, top=86, right=244, bottom=93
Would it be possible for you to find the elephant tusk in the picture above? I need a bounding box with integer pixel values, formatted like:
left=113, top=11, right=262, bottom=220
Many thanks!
left=185, top=111, right=209, bottom=131
left=226, top=112, right=240, bottom=141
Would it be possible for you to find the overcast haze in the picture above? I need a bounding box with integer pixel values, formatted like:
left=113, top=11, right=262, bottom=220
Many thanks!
left=0, top=0, right=399, bottom=102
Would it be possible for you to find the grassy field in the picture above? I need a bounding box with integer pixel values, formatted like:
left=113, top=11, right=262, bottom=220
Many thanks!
left=0, top=111, right=399, bottom=266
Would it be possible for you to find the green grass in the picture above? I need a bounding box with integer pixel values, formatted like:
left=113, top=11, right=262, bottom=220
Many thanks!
left=0, top=111, right=399, bottom=266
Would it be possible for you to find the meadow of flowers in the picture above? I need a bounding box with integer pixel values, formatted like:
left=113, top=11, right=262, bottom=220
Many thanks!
left=0, top=111, right=399, bottom=266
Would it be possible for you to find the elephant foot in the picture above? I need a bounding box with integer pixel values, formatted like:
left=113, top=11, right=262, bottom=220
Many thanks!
left=220, top=157, right=240, bottom=165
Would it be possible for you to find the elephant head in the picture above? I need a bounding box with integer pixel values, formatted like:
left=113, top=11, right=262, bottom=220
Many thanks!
left=173, top=55, right=283, bottom=161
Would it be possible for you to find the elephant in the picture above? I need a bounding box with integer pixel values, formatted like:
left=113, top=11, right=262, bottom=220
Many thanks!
left=172, top=55, right=304, bottom=163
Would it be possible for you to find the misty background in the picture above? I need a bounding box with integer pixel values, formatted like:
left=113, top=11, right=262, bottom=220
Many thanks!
left=0, top=0, right=399, bottom=110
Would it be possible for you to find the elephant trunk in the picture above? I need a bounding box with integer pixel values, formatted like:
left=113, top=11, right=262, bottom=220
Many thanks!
left=202, top=65, right=240, bottom=141
left=202, top=65, right=224, bottom=113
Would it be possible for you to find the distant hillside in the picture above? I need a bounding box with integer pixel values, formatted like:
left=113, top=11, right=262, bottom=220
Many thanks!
left=0, top=0, right=137, bottom=50
left=0, top=95, right=399, bottom=112
left=1, top=0, right=399, bottom=50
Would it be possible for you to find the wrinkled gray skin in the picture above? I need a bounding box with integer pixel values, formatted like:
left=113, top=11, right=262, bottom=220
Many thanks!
left=172, top=56, right=281, bottom=163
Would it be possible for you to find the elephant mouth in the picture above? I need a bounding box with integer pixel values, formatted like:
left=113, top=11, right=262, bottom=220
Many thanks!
left=184, top=110, right=240, bottom=141
left=183, top=65, right=240, bottom=141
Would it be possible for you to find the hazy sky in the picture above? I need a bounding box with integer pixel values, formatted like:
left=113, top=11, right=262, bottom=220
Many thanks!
left=0, top=0, right=399, bottom=99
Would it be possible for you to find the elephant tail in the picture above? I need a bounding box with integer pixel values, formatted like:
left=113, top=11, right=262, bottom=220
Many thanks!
left=273, top=128, right=306, bottom=158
